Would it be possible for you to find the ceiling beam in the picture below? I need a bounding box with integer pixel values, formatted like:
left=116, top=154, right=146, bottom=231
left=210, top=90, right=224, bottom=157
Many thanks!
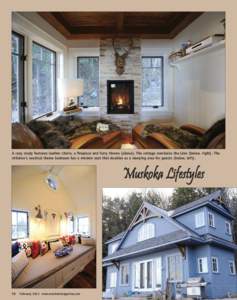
left=116, top=13, right=124, bottom=33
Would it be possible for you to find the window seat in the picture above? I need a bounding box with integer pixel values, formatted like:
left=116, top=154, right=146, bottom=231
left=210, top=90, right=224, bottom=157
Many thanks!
left=12, top=244, right=95, bottom=288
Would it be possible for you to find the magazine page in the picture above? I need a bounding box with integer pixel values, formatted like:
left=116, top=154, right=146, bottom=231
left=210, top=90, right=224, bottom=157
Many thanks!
left=0, top=0, right=237, bottom=299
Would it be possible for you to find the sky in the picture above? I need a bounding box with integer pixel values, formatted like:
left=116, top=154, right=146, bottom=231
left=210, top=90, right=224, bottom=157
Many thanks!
left=103, top=188, right=174, bottom=200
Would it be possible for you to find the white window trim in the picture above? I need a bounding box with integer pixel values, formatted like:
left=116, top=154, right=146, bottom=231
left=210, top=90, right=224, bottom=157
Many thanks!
left=132, top=259, right=156, bottom=292
left=225, top=221, right=232, bottom=235
left=208, top=212, right=215, bottom=228
left=120, top=263, right=129, bottom=286
left=166, top=254, right=183, bottom=282
left=197, top=257, right=208, bottom=273
left=229, top=260, right=236, bottom=275
left=137, top=222, right=155, bottom=242
left=211, top=257, right=219, bottom=273
left=195, top=212, right=205, bottom=228
left=110, top=271, right=117, bottom=288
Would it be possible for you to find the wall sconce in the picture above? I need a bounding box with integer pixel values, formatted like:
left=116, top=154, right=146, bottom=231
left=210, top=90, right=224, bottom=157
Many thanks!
left=35, top=205, right=43, bottom=219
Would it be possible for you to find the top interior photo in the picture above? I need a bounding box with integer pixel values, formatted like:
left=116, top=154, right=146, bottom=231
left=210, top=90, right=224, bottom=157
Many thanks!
left=11, top=11, right=225, bottom=150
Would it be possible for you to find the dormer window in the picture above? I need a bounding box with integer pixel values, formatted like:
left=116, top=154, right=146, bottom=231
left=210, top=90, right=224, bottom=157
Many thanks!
left=225, top=221, right=232, bottom=235
left=138, top=222, right=155, bottom=242
left=195, top=212, right=205, bottom=228
left=208, top=212, right=215, bottom=227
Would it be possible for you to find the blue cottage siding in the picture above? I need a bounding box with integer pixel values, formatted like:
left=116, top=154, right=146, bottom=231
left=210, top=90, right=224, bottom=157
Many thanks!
left=121, top=217, right=179, bottom=249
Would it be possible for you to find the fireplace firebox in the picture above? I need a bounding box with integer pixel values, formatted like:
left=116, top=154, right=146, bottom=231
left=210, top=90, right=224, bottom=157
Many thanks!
left=107, top=80, right=134, bottom=114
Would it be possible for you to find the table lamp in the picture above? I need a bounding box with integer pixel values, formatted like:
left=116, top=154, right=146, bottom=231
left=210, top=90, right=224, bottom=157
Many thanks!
left=64, top=79, right=84, bottom=107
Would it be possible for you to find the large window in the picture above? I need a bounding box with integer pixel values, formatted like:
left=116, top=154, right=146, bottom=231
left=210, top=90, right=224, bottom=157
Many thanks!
left=12, top=32, right=25, bottom=123
left=67, top=217, right=74, bottom=234
left=138, top=222, right=155, bottom=242
left=142, top=56, right=164, bottom=108
left=77, top=57, right=99, bottom=107
left=167, top=255, right=183, bottom=281
left=12, top=210, right=29, bottom=240
left=77, top=216, right=90, bottom=236
left=120, top=264, right=129, bottom=286
left=32, top=42, right=56, bottom=118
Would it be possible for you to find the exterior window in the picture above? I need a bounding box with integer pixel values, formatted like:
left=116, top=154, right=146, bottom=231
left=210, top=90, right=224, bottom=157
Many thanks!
left=208, top=212, right=215, bottom=227
left=198, top=257, right=208, bottom=273
left=142, top=56, right=164, bottom=108
left=155, top=257, right=162, bottom=288
left=167, top=255, right=183, bottom=281
left=77, top=57, right=99, bottom=107
left=211, top=257, right=219, bottom=273
left=110, top=272, right=117, bottom=288
left=229, top=261, right=236, bottom=275
left=77, top=216, right=90, bottom=236
left=32, top=42, right=57, bottom=118
left=225, top=221, right=232, bottom=235
left=12, top=32, right=25, bottom=123
left=12, top=210, right=29, bottom=240
left=111, top=242, right=119, bottom=254
left=120, top=264, right=129, bottom=285
left=195, top=212, right=205, bottom=228
left=138, top=223, right=155, bottom=242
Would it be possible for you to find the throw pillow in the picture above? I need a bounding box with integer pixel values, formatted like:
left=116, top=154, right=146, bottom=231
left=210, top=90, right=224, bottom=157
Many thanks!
left=12, top=251, right=29, bottom=281
left=50, top=240, right=64, bottom=252
left=31, top=240, right=40, bottom=259
left=40, top=241, right=49, bottom=256
left=25, top=246, right=32, bottom=257
left=69, top=235, right=76, bottom=245
left=12, top=242, right=20, bottom=257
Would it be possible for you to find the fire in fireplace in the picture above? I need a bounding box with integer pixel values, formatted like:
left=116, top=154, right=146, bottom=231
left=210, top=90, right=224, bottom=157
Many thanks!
left=107, top=80, right=134, bottom=114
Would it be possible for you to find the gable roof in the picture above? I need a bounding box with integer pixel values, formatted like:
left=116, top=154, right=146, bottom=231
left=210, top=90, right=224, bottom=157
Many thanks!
left=114, top=201, right=202, bottom=251
left=103, top=230, right=204, bottom=262
left=171, top=190, right=233, bottom=218
left=105, top=231, right=125, bottom=244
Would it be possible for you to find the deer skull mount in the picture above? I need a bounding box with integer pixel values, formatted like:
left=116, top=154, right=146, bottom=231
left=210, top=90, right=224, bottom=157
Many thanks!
left=112, top=38, right=133, bottom=75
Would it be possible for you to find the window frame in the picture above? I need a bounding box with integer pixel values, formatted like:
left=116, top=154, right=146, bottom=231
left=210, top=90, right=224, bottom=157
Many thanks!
left=208, top=212, right=215, bottom=228
left=195, top=211, right=205, bottom=228
left=77, top=216, right=90, bottom=236
left=141, top=56, right=164, bottom=108
left=197, top=257, right=208, bottom=273
left=225, top=221, right=232, bottom=235
left=12, top=31, right=26, bottom=123
left=32, top=41, right=57, bottom=119
left=137, top=222, right=155, bottom=242
left=229, top=260, right=236, bottom=275
left=11, top=209, right=29, bottom=241
left=77, top=56, right=99, bottom=108
left=120, top=263, right=129, bottom=286
left=211, top=257, right=219, bottom=273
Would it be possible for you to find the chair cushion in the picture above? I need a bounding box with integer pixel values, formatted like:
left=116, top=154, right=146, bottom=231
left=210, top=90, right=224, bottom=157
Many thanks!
left=12, top=251, right=29, bottom=281
left=12, top=123, right=43, bottom=149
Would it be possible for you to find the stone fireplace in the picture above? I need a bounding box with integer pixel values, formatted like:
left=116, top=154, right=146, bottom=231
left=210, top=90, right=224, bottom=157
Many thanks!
left=107, top=80, right=134, bottom=114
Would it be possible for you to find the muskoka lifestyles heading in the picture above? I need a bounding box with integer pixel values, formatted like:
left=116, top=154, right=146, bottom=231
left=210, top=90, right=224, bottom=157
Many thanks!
left=124, top=165, right=205, bottom=185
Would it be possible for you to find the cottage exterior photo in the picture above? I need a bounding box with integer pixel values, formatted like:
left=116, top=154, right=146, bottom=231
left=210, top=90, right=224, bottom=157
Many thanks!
left=103, top=191, right=237, bottom=299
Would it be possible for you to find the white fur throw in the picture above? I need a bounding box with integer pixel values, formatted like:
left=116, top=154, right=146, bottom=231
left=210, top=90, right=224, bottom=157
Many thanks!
left=12, top=251, right=29, bottom=281
left=96, top=122, right=109, bottom=132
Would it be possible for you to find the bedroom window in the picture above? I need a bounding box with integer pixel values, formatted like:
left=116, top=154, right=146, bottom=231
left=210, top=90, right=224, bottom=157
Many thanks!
left=32, top=42, right=57, bottom=119
left=12, top=32, right=25, bottom=123
left=208, top=212, right=215, bottom=227
left=211, top=257, right=219, bottom=273
left=195, top=211, right=205, bottom=228
left=138, top=222, right=155, bottom=242
left=12, top=210, right=29, bottom=240
left=229, top=261, right=236, bottom=275
left=77, top=216, right=90, bottom=236
left=120, top=264, right=129, bottom=285
left=77, top=57, right=99, bottom=107
left=198, top=257, right=208, bottom=273
left=142, top=56, right=164, bottom=108
left=167, top=255, right=183, bottom=281
left=225, top=221, right=232, bottom=235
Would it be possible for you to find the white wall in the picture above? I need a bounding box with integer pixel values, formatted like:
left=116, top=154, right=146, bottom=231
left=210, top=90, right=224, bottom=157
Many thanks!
left=172, top=12, right=225, bottom=128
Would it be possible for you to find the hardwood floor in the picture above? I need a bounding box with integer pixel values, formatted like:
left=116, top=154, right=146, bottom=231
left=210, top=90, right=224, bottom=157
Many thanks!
left=64, top=259, right=96, bottom=288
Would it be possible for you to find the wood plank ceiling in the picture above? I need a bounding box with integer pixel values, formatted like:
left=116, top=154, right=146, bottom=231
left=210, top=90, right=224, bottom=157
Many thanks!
left=38, top=12, right=203, bottom=39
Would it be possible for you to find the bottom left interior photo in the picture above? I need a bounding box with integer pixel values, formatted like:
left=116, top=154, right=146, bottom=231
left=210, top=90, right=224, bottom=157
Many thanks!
left=11, top=165, right=96, bottom=289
